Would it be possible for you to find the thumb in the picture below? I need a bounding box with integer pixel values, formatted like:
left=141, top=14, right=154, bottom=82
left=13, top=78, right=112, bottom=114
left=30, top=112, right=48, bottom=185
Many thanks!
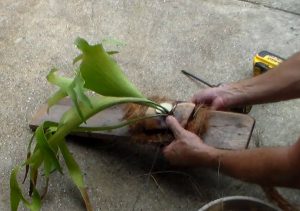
left=166, top=116, right=186, bottom=138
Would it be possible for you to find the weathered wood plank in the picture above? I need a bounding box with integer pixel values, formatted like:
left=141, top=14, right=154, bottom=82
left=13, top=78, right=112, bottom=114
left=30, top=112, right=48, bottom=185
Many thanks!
left=29, top=99, right=255, bottom=150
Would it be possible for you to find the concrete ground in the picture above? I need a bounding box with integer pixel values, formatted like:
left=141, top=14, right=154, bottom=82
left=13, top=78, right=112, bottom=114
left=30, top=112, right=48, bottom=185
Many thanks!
left=1, top=0, right=300, bottom=210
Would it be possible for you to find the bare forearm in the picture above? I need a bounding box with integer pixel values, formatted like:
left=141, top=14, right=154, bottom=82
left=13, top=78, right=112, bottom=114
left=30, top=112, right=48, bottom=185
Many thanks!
left=207, top=139, right=300, bottom=188
left=226, top=52, right=300, bottom=106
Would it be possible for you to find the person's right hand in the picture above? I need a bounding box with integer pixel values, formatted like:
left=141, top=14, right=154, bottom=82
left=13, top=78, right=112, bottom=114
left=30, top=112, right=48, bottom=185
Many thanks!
left=163, top=116, right=216, bottom=167
left=191, top=84, right=245, bottom=109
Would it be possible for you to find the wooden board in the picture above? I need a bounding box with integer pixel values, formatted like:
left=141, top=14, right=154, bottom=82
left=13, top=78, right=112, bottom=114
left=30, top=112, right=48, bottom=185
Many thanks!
left=29, top=99, right=255, bottom=150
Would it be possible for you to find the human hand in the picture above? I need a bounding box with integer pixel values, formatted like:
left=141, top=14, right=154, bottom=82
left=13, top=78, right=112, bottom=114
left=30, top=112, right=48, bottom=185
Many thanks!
left=163, top=116, right=216, bottom=167
left=191, top=84, right=245, bottom=109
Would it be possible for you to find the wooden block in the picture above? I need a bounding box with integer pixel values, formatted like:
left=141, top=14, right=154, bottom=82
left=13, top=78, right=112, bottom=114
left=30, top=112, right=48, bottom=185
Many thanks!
left=29, top=99, right=255, bottom=150
left=202, top=111, right=255, bottom=149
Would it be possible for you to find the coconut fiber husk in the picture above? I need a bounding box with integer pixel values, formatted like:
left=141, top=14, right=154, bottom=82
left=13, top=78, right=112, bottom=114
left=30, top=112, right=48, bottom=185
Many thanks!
left=122, top=96, right=209, bottom=145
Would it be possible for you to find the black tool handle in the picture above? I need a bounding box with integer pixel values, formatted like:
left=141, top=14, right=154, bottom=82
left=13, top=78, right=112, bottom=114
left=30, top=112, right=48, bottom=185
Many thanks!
left=181, top=70, right=216, bottom=87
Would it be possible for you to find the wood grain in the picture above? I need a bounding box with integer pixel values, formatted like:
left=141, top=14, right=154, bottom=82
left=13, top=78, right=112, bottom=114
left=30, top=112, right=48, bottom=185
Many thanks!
left=29, top=99, right=255, bottom=150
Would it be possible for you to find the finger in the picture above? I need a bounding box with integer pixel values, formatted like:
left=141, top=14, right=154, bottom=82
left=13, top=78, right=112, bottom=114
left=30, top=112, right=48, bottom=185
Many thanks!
left=166, top=116, right=186, bottom=138
left=191, top=91, right=212, bottom=105
left=191, top=93, right=205, bottom=104
left=191, top=94, right=198, bottom=103
left=211, top=96, right=226, bottom=110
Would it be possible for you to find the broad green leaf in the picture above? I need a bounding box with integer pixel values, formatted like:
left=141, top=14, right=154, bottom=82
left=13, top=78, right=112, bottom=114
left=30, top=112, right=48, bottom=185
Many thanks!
left=46, top=69, right=71, bottom=111
left=26, top=122, right=58, bottom=166
left=47, top=69, right=91, bottom=122
left=26, top=145, right=40, bottom=166
left=59, top=141, right=92, bottom=211
left=10, top=167, right=24, bottom=211
left=28, top=189, right=41, bottom=211
left=47, top=89, right=68, bottom=112
left=75, top=38, right=144, bottom=98
left=72, top=72, right=93, bottom=109
left=29, top=167, right=38, bottom=196
left=59, top=141, right=84, bottom=187
left=23, top=134, right=35, bottom=184
left=10, top=166, right=41, bottom=211
left=67, top=87, right=85, bottom=122
left=47, top=69, right=73, bottom=90
left=35, top=124, right=62, bottom=176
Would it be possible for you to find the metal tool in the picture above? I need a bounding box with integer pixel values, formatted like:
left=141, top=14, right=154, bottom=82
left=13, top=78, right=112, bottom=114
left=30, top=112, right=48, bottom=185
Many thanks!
left=181, top=70, right=219, bottom=87
left=181, top=69, right=251, bottom=114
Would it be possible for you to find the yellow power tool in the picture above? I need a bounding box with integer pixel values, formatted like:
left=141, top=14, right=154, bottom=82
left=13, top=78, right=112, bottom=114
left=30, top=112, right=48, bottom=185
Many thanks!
left=253, top=50, right=285, bottom=76
left=242, top=51, right=285, bottom=113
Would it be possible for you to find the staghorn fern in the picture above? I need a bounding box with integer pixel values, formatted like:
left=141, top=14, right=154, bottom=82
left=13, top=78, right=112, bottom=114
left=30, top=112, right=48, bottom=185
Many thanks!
left=10, top=38, right=169, bottom=211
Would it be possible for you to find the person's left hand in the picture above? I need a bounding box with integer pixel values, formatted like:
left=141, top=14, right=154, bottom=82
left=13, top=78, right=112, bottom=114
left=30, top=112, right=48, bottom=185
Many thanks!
left=163, top=116, right=216, bottom=167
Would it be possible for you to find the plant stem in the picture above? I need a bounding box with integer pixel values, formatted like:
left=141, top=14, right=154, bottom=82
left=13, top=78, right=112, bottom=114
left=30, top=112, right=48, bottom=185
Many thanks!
left=74, top=114, right=167, bottom=132
left=29, top=96, right=168, bottom=169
